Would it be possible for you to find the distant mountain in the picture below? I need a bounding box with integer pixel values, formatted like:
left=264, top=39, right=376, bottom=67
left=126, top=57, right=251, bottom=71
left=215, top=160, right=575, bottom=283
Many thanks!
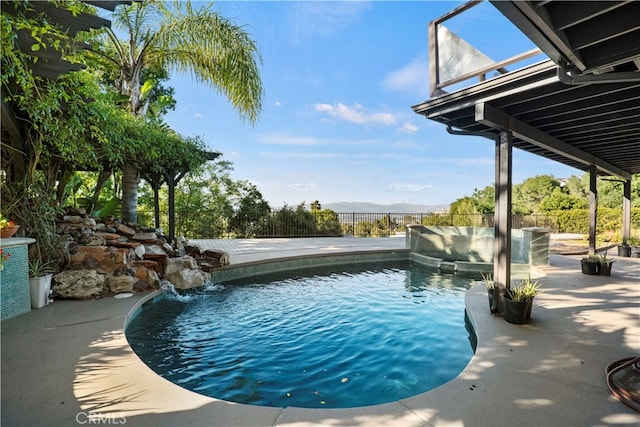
left=322, top=202, right=448, bottom=213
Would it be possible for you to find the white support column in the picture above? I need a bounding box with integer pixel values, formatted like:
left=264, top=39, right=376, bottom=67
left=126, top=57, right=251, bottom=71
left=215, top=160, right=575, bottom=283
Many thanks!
left=494, top=130, right=513, bottom=295
left=589, top=165, right=597, bottom=256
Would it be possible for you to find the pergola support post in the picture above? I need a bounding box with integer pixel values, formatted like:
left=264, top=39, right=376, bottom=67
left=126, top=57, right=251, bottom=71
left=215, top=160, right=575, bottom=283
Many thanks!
left=166, top=175, right=177, bottom=243
left=492, top=130, right=513, bottom=312
left=163, top=168, right=189, bottom=243
left=153, top=187, right=161, bottom=229
left=622, top=179, right=631, bottom=245
left=588, top=165, right=597, bottom=256
left=140, top=172, right=165, bottom=231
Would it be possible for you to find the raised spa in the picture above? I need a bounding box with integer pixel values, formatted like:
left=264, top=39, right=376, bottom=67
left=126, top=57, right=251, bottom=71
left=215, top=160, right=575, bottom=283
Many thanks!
left=126, top=260, right=476, bottom=408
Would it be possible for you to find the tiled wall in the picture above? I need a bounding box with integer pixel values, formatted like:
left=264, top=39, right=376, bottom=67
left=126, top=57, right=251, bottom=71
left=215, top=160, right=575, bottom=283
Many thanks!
left=1, top=243, right=31, bottom=320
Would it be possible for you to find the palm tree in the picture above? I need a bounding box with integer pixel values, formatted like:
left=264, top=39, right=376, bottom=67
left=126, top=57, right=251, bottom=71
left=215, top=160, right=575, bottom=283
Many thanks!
left=99, top=0, right=263, bottom=223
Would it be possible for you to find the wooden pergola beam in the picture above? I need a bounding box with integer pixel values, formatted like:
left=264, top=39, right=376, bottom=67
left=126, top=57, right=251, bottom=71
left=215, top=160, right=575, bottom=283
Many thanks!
left=475, top=102, right=631, bottom=179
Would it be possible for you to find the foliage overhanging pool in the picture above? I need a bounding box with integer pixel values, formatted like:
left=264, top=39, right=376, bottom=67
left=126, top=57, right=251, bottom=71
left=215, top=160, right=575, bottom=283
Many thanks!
left=125, top=260, right=476, bottom=408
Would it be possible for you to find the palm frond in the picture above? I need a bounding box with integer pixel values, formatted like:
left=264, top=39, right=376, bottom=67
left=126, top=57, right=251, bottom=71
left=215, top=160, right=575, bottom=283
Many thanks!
left=151, top=2, right=264, bottom=123
left=112, top=1, right=162, bottom=63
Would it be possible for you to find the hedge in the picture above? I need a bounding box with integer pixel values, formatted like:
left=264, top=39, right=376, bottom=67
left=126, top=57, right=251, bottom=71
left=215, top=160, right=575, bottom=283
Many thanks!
left=551, top=208, right=640, bottom=234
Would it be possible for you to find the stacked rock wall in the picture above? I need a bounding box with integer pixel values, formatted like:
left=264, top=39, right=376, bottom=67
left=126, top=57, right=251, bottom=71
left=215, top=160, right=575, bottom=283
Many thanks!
left=51, top=211, right=227, bottom=299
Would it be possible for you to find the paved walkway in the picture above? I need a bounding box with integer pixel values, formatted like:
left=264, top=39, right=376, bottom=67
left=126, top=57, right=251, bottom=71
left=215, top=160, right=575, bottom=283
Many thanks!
left=2, top=238, right=639, bottom=426
left=188, top=235, right=407, bottom=264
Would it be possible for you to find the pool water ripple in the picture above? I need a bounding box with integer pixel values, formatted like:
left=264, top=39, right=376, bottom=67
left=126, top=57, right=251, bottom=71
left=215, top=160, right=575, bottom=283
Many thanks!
left=126, top=261, right=476, bottom=408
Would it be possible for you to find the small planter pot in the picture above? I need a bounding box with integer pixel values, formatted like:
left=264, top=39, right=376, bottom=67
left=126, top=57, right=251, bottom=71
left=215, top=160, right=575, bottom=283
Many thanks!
left=632, top=247, right=640, bottom=258
left=487, top=287, right=503, bottom=315
left=29, top=274, right=53, bottom=309
left=618, top=246, right=631, bottom=257
left=581, top=260, right=599, bottom=275
left=502, top=295, right=533, bottom=324
left=0, top=225, right=20, bottom=238
left=599, top=262, right=614, bottom=276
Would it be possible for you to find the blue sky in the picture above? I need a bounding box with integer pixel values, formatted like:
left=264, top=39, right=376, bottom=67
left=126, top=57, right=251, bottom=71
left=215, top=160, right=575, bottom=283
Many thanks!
left=163, top=1, right=579, bottom=208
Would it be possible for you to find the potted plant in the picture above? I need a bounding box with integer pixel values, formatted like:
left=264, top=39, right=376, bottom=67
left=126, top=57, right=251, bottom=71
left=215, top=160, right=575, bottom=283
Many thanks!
left=502, top=277, right=542, bottom=324
left=598, top=253, right=615, bottom=276
left=29, top=259, right=57, bottom=309
left=0, top=215, right=20, bottom=238
left=481, top=272, right=501, bottom=315
left=618, top=241, right=632, bottom=257
left=581, top=255, right=599, bottom=275
left=628, top=237, right=640, bottom=258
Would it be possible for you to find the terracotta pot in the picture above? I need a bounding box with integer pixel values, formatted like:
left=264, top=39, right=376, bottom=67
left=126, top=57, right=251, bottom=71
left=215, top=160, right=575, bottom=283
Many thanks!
left=0, top=225, right=20, bottom=238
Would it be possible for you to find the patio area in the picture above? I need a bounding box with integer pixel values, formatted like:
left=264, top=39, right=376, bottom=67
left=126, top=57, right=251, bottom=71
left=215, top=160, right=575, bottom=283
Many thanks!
left=1, top=237, right=639, bottom=426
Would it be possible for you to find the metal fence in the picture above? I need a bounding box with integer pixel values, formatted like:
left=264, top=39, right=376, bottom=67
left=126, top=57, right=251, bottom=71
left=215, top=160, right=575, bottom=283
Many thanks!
left=253, top=212, right=558, bottom=238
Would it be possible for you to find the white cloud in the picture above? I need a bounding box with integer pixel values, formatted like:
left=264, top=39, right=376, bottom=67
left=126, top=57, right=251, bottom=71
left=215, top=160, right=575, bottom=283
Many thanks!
left=397, top=122, right=419, bottom=134
left=259, top=134, right=323, bottom=146
left=261, top=151, right=346, bottom=160
left=289, top=2, right=370, bottom=41
left=287, top=182, right=317, bottom=191
left=379, top=153, right=410, bottom=160
left=388, top=183, right=433, bottom=192
left=406, top=156, right=495, bottom=167
left=274, top=101, right=282, bottom=107
left=257, top=133, right=377, bottom=146
left=314, top=103, right=397, bottom=126
left=446, top=157, right=494, bottom=166
left=383, top=56, right=429, bottom=97
left=193, top=112, right=204, bottom=119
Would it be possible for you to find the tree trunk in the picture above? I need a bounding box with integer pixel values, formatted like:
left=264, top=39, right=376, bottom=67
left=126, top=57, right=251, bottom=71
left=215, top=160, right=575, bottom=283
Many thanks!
left=90, top=170, right=112, bottom=214
left=121, top=163, right=139, bottom=224
left=120, top=63, right=144, bottom=225
left=55, top=169, right=72, bottom=207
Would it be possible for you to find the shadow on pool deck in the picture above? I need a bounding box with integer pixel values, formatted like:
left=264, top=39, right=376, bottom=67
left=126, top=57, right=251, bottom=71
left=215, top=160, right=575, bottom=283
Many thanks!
left=1, top=238, right=639, bottom=426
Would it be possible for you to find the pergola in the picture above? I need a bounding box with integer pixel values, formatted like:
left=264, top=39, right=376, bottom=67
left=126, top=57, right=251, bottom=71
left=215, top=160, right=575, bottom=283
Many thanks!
left=1, top=1, right=217, bottom=242
left=413, top=0, right=640, bottom=291
left=1, top=1, right=125, bottom=144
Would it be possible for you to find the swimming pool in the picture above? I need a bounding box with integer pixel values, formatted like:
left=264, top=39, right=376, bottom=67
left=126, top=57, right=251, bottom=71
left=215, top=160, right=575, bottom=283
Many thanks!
left=126, top=260, right=476, bottom=408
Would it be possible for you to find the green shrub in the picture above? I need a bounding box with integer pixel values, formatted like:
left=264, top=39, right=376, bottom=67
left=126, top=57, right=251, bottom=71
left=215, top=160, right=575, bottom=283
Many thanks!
left=552, top=208, right=640, bottom=234
left=313, top=209, right=342, bottom=237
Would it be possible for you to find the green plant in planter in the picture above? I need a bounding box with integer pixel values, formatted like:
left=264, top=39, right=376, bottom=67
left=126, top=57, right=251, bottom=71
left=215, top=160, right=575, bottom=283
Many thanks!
left=481, top=272, right=502, bottom=315
left=506, top=277, right=542, bottom=302
left=481, top=272, right=494, bottom=290
left=503, top=277, right=542, bottom=324
left=581, top=255, right=600, bottom=275
left=28, top=258, right=57, bottom=278
left=618, top=240, right=632, bottom=257
left=28, top=258, right=57, bottom=309
left=597, top=252, right=615, bottom=276
left=628, top=236, right=640, bottom=258
left=598, top=252, right=612, bottom=262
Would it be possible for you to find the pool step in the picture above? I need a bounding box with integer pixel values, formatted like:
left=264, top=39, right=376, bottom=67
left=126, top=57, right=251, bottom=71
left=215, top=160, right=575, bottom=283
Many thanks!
left=440, top=261, right=457, bottom=273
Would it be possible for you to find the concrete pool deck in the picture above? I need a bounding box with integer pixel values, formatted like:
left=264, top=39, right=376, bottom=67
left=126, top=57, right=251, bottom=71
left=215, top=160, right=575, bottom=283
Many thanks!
left=2, top=236, right=639, bottom=426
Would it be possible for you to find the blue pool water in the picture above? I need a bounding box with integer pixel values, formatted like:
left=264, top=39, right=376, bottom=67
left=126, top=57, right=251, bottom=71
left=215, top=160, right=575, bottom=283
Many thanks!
left=126, top=261, right=476, bottom=408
